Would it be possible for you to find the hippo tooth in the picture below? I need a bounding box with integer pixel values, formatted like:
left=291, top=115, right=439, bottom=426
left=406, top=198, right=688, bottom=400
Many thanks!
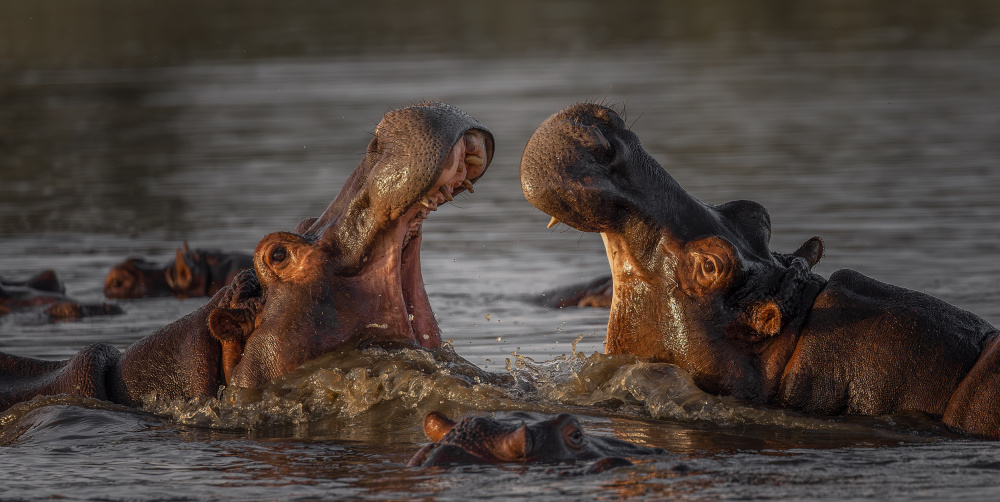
left=465, top=154, right=485, bottom=167
left=420, top=197, right=432, bottom=208
left=461, top=179, right=475, bottom=193
left=440, top=185, right=454, bottom=202
left=546, top=216, right=560, bottom=229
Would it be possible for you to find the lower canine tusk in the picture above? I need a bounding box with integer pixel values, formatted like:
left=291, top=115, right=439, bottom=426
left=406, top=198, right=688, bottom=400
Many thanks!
left=546, top=216, right=560, bottom=229
left=461, top=179, right=475, bottom=193
left=440, top=185, right=454, bottom=202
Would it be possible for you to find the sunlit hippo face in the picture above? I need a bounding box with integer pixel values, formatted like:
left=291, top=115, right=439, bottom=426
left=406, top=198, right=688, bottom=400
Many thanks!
left=520, top=102, right=824, bottom=399
left=208, top=102, right=494, bottom=389
left=408, top=411, right=665, bottom=468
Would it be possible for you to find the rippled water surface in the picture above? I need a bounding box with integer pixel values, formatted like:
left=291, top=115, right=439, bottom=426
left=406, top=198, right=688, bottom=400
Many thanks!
left=2, top=1, right=1000, bottom=500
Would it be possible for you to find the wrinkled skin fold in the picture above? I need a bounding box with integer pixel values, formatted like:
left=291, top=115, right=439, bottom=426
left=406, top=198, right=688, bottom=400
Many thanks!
left=407, top=411, right=664, bottom=472
left=519, top=102, right=1000, bottom=438
left=0, top=102, right=493, bottom=410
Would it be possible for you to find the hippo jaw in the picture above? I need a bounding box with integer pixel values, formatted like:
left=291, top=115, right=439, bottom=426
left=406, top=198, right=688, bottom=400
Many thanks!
left=520, top=103, right=825, bottom=399
left=214, top=102, right=493, bottom=389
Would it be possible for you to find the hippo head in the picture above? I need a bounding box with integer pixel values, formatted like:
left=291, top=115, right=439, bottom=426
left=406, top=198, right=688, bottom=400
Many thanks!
left=520, top=103, right=826, bottom=400
left=105, top=243, right=209, bottom=299
left=407, top=411, right=664, bottom=468
left=104, top=258, right=173, bottom=299
left=209, top=102, right=493, bottom=389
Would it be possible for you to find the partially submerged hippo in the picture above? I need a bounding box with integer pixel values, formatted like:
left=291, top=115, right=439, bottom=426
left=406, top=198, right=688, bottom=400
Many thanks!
left=1, top=270, right=122, bottom=320
left=0, top=102, right=493, bottom=409
left=104, top=243, right=252, bottom=299
left=520, top=102, right=1000, bottom=438
left=408, top=411, right=664, bottom=472
left=538, top=274, right=613, bottom=308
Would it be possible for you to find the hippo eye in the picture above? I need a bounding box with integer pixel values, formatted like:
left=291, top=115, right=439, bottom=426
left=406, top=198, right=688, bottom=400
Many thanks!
left=270, top=246, right=288, bottom=264
left=562, top=424, right=585, bottom=450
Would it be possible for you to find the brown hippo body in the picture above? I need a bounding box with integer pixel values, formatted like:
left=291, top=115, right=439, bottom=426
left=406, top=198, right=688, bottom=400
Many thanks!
left=778, top=269, right=995, bottom=417
left=519, top=102, right=1000, bottom=438
left=408, top=411, right=664, bottom=472
left=0, top=270, right=122, bottom=320
left=104, top=244, right=253, bottom=299
left=0, top=102, right=493, bottom=410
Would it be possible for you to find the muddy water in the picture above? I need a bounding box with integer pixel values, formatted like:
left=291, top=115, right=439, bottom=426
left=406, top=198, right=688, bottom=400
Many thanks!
left=3, top=2, right=1000, bottom=500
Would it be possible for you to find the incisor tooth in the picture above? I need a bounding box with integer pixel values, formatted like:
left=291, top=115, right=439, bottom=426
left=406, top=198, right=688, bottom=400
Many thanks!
left=420, top=197, right=431, bottom=208
left=440, top=185, right=453, bottom=202
left=461, top=179, right=475, bottom=193
left=465, top=154, right=485, bottom=167
left=546, top=216, right=559, bottom=229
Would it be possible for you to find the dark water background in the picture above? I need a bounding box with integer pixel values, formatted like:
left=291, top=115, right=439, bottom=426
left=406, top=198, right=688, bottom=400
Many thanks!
left=2, top=1, right=1000, bottom=500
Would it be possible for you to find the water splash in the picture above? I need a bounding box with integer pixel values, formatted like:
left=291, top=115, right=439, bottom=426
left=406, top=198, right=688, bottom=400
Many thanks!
left=505, top=335, right=943, bottom=439
left=141, top=344, right=546, bottom=430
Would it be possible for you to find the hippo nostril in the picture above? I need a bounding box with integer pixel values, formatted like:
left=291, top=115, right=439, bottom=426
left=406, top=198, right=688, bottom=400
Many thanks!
left=270, top=246, right=288, bottom=264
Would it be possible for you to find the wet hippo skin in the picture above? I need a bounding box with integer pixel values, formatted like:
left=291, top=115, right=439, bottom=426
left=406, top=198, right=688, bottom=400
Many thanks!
left=1, top=270, right=122, bottom=320
left=519, top=102, right=1000, bottom=438
left=408, top=411, right=664, bottom=472
left=0, top=102, right=493, bottom=410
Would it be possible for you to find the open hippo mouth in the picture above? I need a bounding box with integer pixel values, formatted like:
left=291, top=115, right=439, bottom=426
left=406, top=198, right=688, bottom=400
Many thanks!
left=209, top=102, right=494, bottom=389
left=520, top=103, right=826, bottom=400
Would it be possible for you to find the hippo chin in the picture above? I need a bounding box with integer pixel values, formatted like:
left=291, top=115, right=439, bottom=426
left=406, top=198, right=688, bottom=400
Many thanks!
left=0, top=102, right=493, bottom=410
left=520, top=102, right=1000, bottom=439
left=1, top=270, right=122, bottom=320
left=104, top=243, right=252, bottom=299
left=407, top=411, right=664, bottom=471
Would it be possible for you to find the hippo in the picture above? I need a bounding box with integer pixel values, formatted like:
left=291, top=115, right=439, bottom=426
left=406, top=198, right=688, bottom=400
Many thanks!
left=1, top=270, right=122, bottom=320
left=407, top=411, right=665, bottom=472
left=538, top=274, right=613, bottom=308
left=104, top=243, right=253, bottom=299
left=0, top=102, right=493, bottom=410
left=519, top=102, right=1000, bottom=439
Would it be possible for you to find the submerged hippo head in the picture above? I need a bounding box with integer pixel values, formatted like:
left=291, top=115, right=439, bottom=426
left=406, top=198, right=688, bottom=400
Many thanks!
left=105, top=243, right=252, bottom=299
left=520, top=103, right=826, bottom=400
left=407, top=411, right=664, bottom=469
left=209, top=102, right=493, bottom=389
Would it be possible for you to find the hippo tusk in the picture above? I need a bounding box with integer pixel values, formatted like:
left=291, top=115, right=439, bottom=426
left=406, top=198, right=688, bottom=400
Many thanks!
left=465, top=154, right=485, bottom=167
left=440, top=185, right=453, bottom=202
left=461, top=179, right=475, bottom=193
left=546, top=216, right=560, bottom=229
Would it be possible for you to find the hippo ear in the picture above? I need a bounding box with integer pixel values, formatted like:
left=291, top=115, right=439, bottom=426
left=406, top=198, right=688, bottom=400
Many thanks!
left=170, top=249, right=194, bottom=291
left=793, top=236, right=824, bottom=269
left=678, top=236, right=737, bottom=296
left=746, top=300, right=782, bottom=338
left=496, top=424, right=530, bottom=462
left=423, top=411, right=456, bottom=442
